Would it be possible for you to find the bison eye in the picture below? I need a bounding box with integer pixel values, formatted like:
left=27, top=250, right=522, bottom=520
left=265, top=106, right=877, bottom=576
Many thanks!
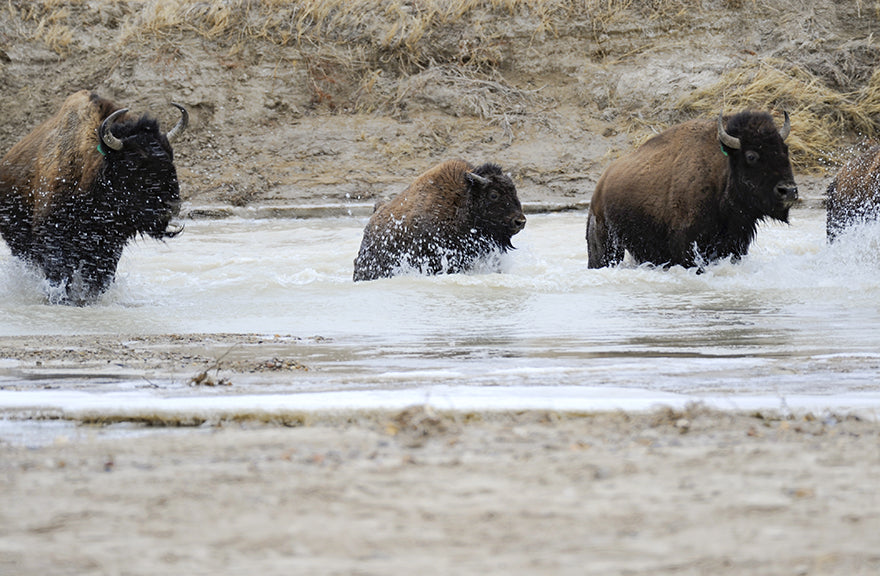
left=745, top=150, right=760, bottom=165
left=488, top=190, right=500, bottom=201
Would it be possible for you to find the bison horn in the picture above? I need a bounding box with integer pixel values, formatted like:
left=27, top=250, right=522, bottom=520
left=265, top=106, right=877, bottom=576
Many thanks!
left=99, top=108, right=128, bottom=152
left=717, top=112, right=741, bottom=150
left=466, top=172, right=489, bottom=186
left=165, top=102, right=189, bottom=144
left=779, top=110, right=791, bottom=141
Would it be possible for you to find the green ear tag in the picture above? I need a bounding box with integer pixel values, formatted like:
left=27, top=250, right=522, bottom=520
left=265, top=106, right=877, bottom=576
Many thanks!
left=720, top=145, right=728, bottom=157
left=97, top=142, right=106, bottom=156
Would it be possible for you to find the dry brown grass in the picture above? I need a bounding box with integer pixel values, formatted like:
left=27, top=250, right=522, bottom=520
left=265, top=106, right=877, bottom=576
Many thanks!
left=117, top=0, right=638, bottom=69
left=5, top=0, right=879, bottom=172
left=390, top=65, right=553, bottom=136
left=677, top=58, right=880, bottom=173
left=95, top=0, right=693, bottom=115
left=6, top=0, right=78, bottom=55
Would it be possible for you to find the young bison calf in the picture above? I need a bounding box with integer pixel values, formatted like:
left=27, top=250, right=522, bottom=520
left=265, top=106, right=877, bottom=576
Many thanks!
left=353, top=159, right=526, bottom=281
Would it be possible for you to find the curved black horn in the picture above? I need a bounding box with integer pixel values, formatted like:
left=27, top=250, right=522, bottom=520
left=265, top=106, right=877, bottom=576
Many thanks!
left=165, top=102, right=188, bottom=143
left=99, top=108, right=128, bottom=151
left=778, top=110, right=791, bottom=141
left=717, top=112, right=741, bottom=150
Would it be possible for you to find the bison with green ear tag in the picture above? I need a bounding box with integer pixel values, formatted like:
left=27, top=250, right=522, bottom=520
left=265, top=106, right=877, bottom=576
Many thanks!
left=0, top=90, right=188, bottom=305
left=587, top=110, right=797, bottom=270
left=353, top=159, right=526, bottom=281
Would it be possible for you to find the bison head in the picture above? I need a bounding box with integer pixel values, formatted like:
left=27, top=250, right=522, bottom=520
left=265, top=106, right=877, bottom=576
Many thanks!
left=718, top=110, right=798, bottom=222
left=464, top=163, right=526, bottom=250
left=98, top=104, right=188, bottom=239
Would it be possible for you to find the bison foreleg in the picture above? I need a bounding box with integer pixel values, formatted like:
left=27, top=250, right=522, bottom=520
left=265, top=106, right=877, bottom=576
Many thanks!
left=825, top=179, right=845, bottom=243
left=35, top=236, right=121, bottom=305
left=587, top=212, right=623, bottom=268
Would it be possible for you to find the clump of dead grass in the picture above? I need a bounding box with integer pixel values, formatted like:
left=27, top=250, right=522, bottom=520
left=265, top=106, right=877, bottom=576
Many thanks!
left=678, top=58, right=880, bottom=173
left=116, top=0, right=698, bottom=69
left=390, top=65, right=552, bottom=140
left=6, top=0, right=77, bottom=55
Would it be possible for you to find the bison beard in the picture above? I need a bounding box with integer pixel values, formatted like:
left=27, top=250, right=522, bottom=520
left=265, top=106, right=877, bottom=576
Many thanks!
left=352, top=160, right=526, bottom=281
left=0, top=91, right=186, bottom=305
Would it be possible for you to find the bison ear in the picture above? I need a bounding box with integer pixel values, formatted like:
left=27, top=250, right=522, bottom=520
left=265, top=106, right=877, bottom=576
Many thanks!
left=466, top=172, right=489, bottom=187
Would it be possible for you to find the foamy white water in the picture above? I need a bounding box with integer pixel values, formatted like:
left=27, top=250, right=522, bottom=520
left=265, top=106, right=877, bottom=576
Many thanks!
left=2, top=205, right=880, bottom=416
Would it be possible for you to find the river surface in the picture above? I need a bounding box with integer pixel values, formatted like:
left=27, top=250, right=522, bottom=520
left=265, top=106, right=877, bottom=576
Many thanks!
left=2, top=205, right=880, bottom=417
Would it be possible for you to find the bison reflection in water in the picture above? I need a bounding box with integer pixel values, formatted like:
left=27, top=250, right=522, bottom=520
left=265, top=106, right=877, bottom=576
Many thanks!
left=353, top=159, right=526, bottom=281
left=587, top=110, right=798, bottom=269
left=826, top=145, right=880, bottom=241
left=0, top=90, right=187, bottom=305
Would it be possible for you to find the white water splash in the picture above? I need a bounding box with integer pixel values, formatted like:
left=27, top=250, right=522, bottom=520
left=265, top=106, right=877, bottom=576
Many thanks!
left=2, top=208, right=880, bottom=408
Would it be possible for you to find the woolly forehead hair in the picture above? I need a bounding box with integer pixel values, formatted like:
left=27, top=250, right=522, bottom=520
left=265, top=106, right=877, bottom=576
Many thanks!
left=107, top=114, right=163, bottom=139
left=725, top=111, right=780, bottom=139
left=471, top=162, right=505, bottom=178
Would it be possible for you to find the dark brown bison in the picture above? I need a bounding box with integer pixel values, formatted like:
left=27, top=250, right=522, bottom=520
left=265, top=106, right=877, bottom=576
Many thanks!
left=0, top=90, right=187, bottom=304
left=353, top=159, right=526, bottom=281
left=587, top=110, right=798, bottom=269
left=826, top=145, right=880, bottom=241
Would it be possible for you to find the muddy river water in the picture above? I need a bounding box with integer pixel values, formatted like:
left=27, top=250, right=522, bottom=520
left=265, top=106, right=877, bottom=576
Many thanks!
left=2, top=204, right=880, bottom=418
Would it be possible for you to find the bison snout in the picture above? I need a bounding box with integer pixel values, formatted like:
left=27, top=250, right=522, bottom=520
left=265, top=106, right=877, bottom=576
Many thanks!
left=510, top=214, right=527, bottom=233
left=775, top=182, right=798, bottom=206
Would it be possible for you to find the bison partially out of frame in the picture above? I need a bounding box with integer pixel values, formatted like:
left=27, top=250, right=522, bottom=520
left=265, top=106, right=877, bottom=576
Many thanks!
left=587, top=110, right=798, bottom=269
left=826, top=145, right=880, bottom=241
left=0, top=90, right=187, bottom=304
left=353, top=159, right=526, bottom=281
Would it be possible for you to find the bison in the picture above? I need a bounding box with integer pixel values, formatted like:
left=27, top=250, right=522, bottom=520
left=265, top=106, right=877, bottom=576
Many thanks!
left=0, top=90, right=187, bottom=304
left=587, top=110, right=798, bottom=269
left=825, top=145, right=880, bottom=241
left=353, top=159, right=526, bottom=281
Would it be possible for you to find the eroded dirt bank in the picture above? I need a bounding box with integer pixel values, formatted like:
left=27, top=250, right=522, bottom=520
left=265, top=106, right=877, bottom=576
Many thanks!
left=1, top=1, right=878, bottom=213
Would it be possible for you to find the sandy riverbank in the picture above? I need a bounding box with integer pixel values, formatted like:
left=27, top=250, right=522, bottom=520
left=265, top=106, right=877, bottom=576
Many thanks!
left=1, top=407, right=879, bottom=575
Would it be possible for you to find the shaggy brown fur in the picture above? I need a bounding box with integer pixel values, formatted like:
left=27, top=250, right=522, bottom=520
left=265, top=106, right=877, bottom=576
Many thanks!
left=1, top=92, right=115, bottom=249
left=587, top=110, right=798, bottom=269
left=353, top=159, right=526, bottom=281
left=0, top=90, right=185, bottom=304
left=826, top=145, right=880, bottom=241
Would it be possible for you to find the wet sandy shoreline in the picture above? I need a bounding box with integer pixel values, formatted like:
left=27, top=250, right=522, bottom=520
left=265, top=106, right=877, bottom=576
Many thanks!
left=2, top=334, right=879, bottom=575
left=2, top=407, right=879, bottom=575
left=0, top=333, right=315, bottom=390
